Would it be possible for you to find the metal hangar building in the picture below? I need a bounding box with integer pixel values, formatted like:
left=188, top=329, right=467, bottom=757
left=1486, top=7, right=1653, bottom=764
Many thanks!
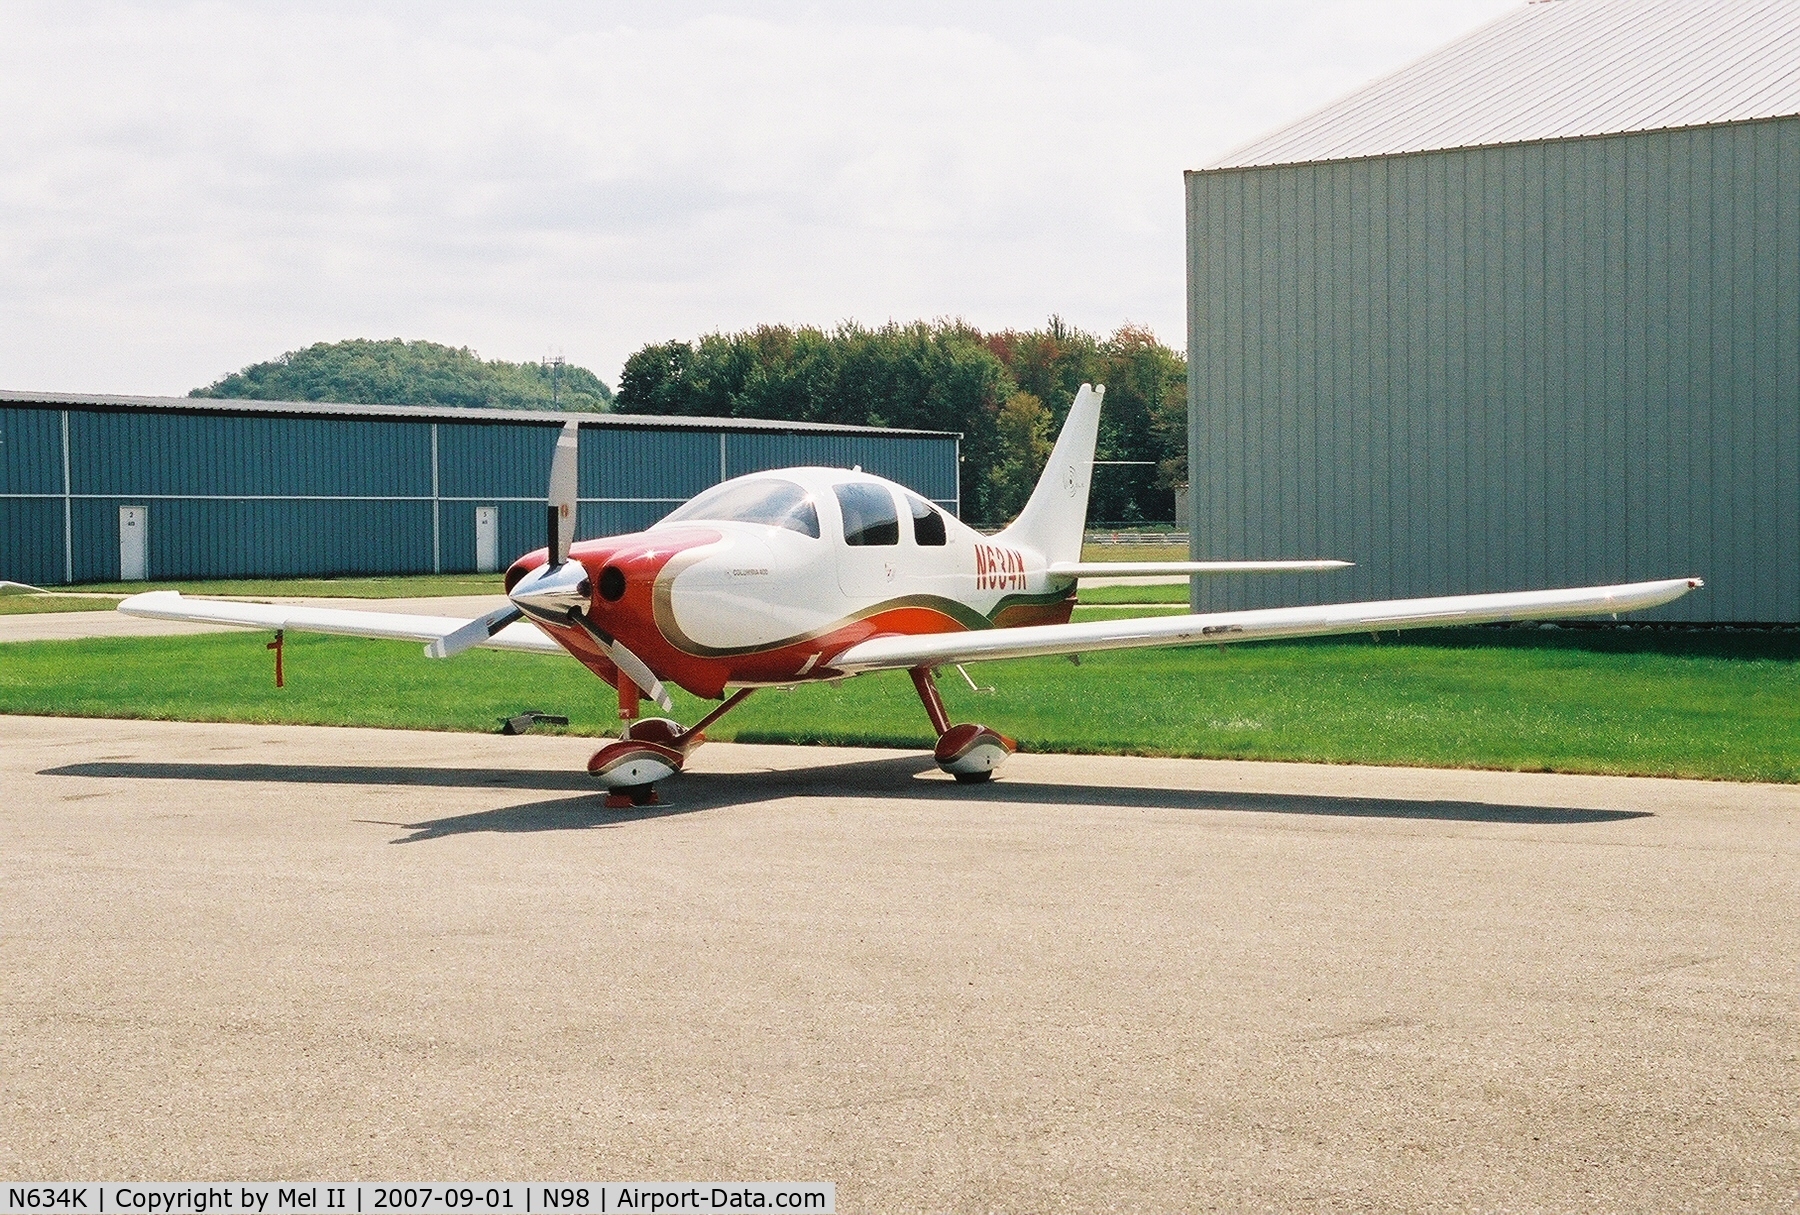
left=0, top=391, right=960, bottom=585
left=1186, top=0, right=1800, bottom=622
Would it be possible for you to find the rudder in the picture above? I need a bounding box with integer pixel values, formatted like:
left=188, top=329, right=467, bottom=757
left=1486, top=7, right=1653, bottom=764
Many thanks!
left=996, top=383, right=1104, bottom=566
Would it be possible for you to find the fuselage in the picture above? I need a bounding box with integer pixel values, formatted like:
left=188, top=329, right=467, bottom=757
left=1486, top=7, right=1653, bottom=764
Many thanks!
left=505, top=467, right=1076, bottom=699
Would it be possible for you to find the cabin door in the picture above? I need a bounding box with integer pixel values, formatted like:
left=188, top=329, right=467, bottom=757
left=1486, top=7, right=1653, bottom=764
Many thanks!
left=833, top=483, right=902, bottom=598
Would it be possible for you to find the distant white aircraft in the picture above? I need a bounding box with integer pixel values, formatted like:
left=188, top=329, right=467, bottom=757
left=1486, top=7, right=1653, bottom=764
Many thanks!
left=123, top=385, right=1701, bottom=804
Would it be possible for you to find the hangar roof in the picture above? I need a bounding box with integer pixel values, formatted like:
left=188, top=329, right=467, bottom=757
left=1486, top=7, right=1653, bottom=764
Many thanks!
left=0, top=389, right=958, bottom=440
left=1207, top=0, right=1800, bottom=170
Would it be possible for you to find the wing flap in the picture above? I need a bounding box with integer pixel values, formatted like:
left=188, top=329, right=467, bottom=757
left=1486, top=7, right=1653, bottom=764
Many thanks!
left=829, top=578, right=1702, bottom=673
left=1051, top=560, right=1352, bottom=578
left=117, top=590, right=564, bottom=655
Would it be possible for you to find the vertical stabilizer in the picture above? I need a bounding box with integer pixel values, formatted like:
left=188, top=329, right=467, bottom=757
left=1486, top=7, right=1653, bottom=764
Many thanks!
left=997, top=383, right=1104, bottom=566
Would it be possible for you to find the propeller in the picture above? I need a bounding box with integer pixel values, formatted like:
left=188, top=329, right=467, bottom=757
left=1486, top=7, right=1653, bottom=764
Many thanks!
left=424, top=601, right=526, bottom=659
left=424, top=418, right=582, bottom=660
left=567, top=612, right=675, bottom=713
left=546, top=416, right=579, bottom=565
left=427, top=419, right=675, bottom=714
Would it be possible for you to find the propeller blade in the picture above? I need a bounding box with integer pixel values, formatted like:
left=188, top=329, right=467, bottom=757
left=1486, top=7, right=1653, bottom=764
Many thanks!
left=424, top=603, right=524, bottom=659
left=547, top=418, right=580, bottom=566
left=609, top=638, right=674, bottom=713
left=564, top=607, right=672, bottom=712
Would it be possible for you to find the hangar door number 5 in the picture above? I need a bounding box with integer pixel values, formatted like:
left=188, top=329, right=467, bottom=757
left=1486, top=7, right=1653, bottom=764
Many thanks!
left=476, top=505, right=500, bottom=574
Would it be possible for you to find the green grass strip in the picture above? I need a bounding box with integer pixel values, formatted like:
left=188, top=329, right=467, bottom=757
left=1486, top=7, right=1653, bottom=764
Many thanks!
left=62, top=573, right=506, bottom=598
left=2, top=622, right=1795, bottom=783
left=1078, top=582, right=1191, bottom=605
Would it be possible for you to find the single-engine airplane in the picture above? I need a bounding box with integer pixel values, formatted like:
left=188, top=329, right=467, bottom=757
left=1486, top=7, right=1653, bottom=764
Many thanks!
left=122, top=385, right=1702, bottom=804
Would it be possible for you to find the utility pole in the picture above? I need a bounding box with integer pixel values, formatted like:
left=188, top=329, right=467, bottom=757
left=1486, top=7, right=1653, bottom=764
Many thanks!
left=542, top=353, right=565, bottom=407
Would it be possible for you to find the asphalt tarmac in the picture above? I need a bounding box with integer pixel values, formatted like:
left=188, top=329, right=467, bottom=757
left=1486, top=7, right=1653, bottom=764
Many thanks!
left=4, top=715, right=1796, bottom=1212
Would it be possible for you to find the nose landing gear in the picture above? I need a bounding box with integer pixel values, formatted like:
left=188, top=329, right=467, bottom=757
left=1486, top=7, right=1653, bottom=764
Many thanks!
left=588, top=687, right=754, bottom=807
left=911, top=666, right=1015, bottom=783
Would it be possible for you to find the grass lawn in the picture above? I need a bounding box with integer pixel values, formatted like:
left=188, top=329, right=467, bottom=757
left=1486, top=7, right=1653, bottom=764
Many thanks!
left=2, top=616, right=1795, bottom=783
left=1079, top=542, right=1188, bottom=563
left=0, top=573, right=505, bottom=615
left=55, top=573, right=505, bottom=599
left=0, top=593, right=130, bottom=616
left=1079, top=582, right=1190, bottom=605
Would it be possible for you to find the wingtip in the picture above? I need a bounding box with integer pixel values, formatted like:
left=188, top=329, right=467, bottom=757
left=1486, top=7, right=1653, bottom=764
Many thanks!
left=117, top=588, right=182, bottom=612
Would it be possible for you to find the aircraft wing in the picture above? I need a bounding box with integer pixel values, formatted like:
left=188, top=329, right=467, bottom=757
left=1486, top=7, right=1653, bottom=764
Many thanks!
left=117, top=590, right=564, bottom=656
left=1050, top=560, right=1351, bottom=578
left=828, top=577, right=1702, bottom=673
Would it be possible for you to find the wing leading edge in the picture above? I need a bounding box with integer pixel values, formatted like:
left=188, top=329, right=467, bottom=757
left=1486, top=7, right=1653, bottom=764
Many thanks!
left=829, top=577, right=1703, bottom=673
left=117, top=590, right=563, bottom=656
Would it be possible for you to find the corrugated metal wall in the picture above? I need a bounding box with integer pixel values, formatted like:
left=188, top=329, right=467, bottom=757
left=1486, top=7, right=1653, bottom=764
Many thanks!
left=1187, top=117, right=1800, bottom=622
left=0, top=405, right=958, bottom=584
left=0, top=408, right=65, bottom=584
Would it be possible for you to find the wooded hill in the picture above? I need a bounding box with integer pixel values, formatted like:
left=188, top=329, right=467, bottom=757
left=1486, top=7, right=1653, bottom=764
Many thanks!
left=190, top=339, right=615, bottom=412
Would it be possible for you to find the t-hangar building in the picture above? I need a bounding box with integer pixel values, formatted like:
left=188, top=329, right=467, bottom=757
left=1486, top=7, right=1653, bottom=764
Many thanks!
left=0, top=390, right=960, bottom=586
left=1187, top=0, right=1800, bottom=623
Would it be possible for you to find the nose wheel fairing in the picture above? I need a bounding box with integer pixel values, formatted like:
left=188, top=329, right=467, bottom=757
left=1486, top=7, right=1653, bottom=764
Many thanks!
left=588, top=734, right=684, bottom=807
left=587, top=690, right=756, bottom=807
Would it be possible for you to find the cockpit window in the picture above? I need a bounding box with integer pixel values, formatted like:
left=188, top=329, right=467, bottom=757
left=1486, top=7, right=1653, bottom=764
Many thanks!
left=835, top=483, right=899, bottom=547
left=661, top=478, right=820, bottom=538
left=906, top=493, right=946, bottom=546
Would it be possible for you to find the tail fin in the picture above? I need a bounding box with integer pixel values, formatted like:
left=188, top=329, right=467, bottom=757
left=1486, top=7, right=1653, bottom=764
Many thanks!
left=997, top=383, right=1104, bottom=566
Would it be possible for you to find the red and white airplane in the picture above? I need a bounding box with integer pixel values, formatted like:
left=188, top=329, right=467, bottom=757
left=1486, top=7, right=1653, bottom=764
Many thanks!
left=122, top=385, right=1701, bottom=803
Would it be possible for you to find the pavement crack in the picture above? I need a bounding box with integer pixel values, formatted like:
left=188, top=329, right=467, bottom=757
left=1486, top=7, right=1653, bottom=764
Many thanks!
left=1632, top=953, right=1725, bottom=980
left=1298, top=1014, right=1425, bottom=1042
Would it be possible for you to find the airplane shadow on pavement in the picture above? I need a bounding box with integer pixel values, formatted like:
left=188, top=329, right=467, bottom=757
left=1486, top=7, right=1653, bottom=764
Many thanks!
left=43, top=752, right=1652, bottom=844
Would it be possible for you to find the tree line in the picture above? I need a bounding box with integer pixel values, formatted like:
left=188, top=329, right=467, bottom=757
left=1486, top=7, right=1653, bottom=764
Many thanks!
left=194, top=322, right=1188, bottom=528
left=617, top=319, right=1186, bottom=527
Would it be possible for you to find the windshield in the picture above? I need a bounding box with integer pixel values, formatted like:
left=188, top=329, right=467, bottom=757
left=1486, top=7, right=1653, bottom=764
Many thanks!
left=661, top=478, right=820, bottom=538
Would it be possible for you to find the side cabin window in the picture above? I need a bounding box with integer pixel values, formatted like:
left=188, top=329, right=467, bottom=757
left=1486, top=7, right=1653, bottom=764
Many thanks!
left=835, top=483, right=899, bottom=546
left=907, top=492, right=947, bottom=546
left=661, top=478, right=820, bottom=538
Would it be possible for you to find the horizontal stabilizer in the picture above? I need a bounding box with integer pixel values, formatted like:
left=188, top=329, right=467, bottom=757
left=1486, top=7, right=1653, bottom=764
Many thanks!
left=1050, top=560, right=1352, bottom=578
left=829, top=578, right=1703, bottom=673
left=118, top=590, right=564, bottom=655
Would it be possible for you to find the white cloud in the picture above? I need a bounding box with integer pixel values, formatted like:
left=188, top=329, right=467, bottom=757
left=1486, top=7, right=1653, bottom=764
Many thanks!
left=0, top=0, right=1521, bottom=394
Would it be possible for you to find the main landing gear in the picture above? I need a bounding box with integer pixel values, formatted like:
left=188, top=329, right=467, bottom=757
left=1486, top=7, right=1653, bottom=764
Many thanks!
left=910, top=666, right=1015, bottom=783
left=587, top=686, right=754, bottom=808
left=587, top=666, right=1015, bottom=805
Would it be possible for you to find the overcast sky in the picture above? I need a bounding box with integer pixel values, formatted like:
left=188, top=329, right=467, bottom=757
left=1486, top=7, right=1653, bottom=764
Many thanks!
left=0, top=0, right=1521, bottom=395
